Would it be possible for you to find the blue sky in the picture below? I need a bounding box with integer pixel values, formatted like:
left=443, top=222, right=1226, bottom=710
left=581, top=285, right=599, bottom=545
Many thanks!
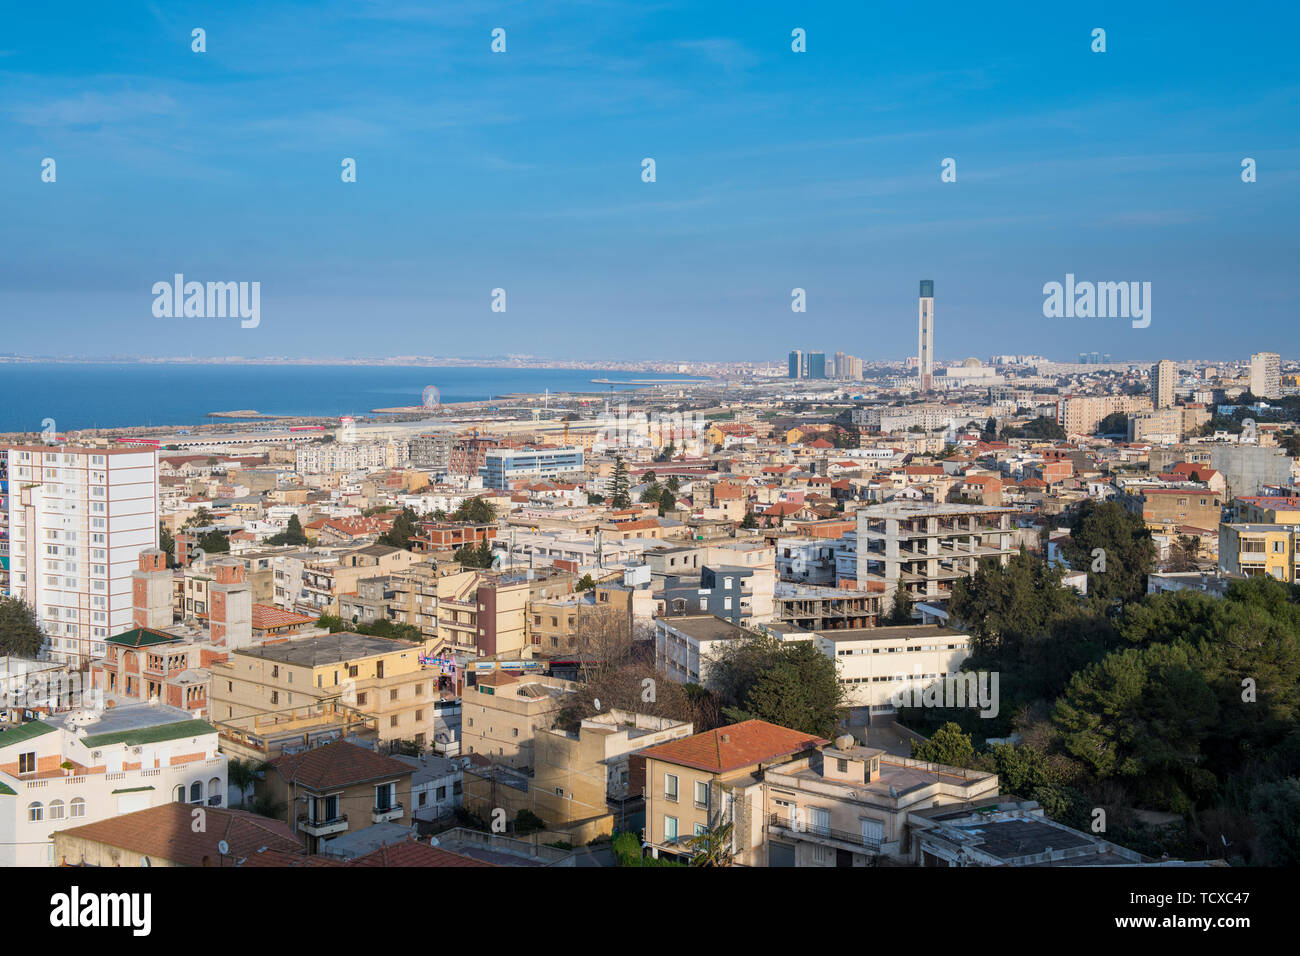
left=0, top=0, right=1297, bottom=363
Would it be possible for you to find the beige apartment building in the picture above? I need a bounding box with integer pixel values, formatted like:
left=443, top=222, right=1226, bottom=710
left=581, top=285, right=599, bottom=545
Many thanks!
left=464, top=709, right=694, bottom=842
left=260, top=740, right=415, bottom=853
left=461, top=670, right=576, bottom=769
left=534, top=710, right=694, bottom=825
left=1056, top=395, right=1152, bottom=436
left=386, top=562, right=477, bottom=645
left=210, top=632, right=438, bottom=755
left=1151, top=359, right=1177, bottom=409
left=637, top=719, right=827, bottom=865
left=1128, top=406, right=1211, bottom=444
left=763, top=734, right=998, bottom=867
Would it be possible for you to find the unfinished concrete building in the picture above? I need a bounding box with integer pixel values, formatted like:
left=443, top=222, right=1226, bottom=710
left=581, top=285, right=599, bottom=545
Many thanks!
left=854, top=503, right=1015, bottom=609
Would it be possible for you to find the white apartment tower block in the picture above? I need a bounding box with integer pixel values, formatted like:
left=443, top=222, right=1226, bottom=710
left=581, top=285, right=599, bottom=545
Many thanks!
left=918, top=279, right=934, bottom=392
left=0, top=445, right=160, bottom=668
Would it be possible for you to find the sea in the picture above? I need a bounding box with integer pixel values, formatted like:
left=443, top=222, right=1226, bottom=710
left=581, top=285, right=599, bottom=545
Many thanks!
left=0, top=363, right=704, bottom=433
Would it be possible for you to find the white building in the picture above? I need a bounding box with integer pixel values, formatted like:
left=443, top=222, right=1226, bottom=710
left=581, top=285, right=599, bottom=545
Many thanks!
left=295, top=439, right=409, bottom=475
left=815, top=625, right=972, bottom=719
left=0, top=445, right=160, bottom=667
left=918, top=280, right=935, bottom=391
left=0, top=702, right=225, bottom=866
left=393, top=752, right=462, bottom=822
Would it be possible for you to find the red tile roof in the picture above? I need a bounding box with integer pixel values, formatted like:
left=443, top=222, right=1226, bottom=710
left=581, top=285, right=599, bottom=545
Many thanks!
left=345, top=840, right=496, bottom=867
left=54, top=803, right=303, bottom=867
left=637, top=719, right=827, bottom=774
left=251, top=604, right=316, bottom=630
left=269, top=741, right=414, bottom=791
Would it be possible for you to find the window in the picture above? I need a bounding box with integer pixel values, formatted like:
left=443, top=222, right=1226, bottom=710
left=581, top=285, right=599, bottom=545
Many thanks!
left=418, top=791, right=427, bottom=807
left=664, top=773, right=678, bottom=801
left=390, top=689, right=399, bottom=701
left=18, top=751, right=36, bottom=774
left=190, top=781, right=203, bottom=804
left=436, top=786, right=446, bottom=800
left=375, top=782, right=395, bottom=811
left=70, top=798, right=86, bottom=818
left=664, top=816, right=678, bottom=842
left=694, top=823, right=707, bottom=837
left=49, top=800, right=65, bottom=820
left=27, top=802, right=43, bottom=822
left=512, top=728, right=519, bottom=738
left=390, top=716, right=399, bottom=728
left=836, top=758, right=849, bottom=773
left=810, top=807, right=830, bottom=836
left=356, top=692, right=367, bottom=706
left=694, top=780, right=709, bottom=809
left=861, top=818, right=884, bottom=845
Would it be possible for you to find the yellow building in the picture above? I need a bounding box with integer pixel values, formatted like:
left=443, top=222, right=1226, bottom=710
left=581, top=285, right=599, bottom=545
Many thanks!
left=637, top=719, right=827, bottom=865
left=461, top=670, right=576, bottom=769
left=1235, top=496, right=1300, bottom=526
left=259, top=740, right=415, bottom=854
left=210, top=632, right=439, bottom=753
left=1218, top=524, right=1297, bottom=582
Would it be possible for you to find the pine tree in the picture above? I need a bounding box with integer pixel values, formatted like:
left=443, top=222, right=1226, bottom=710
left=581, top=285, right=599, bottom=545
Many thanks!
left=610, top=456, right=631, bottom=508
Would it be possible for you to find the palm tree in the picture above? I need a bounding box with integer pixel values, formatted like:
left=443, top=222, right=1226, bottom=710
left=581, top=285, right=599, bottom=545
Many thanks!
left=227, top=757, right=268, bottom=808
left=685, top=820, right=735, bottom=867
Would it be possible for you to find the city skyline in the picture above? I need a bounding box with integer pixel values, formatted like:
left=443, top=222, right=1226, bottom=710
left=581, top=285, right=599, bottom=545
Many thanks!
left=0, top=2, right=1297, bottom=361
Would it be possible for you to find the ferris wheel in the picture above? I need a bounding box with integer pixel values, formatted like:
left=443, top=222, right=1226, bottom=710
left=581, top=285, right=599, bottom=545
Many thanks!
left=422, top=386, right=441, bottom=411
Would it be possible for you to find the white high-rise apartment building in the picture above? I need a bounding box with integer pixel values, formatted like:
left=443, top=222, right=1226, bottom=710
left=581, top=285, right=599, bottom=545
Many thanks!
left=1151, top=359, right=1177, bottom=409
left=0, top=445, right=159, bottom=668
left=918, top=280, right=934, bottom=392
left=1250, top=351, right=1281, bottom=399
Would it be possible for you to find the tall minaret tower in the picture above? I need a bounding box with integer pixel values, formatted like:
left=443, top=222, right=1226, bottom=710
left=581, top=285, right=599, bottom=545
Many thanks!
left=918, top=279, right=934, bottom=392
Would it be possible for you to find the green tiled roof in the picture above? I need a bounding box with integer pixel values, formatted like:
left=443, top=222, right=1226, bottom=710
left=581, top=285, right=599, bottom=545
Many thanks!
left=0, top=782, right=16, bottom=796
left=111, top=786, right=155, bottom=794
left=106, top=627, right=181, bottom=648
left=0, top=720, right=58, bottom=746
left=81, top=719, right=217, bottom=749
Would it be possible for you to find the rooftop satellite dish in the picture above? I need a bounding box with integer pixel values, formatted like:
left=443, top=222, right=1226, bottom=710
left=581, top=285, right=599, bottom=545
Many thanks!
left=218, top=840, right=230, bottom=856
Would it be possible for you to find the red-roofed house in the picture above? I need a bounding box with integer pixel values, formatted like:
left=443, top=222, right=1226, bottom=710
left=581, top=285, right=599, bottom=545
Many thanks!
left=260, top=741, right=415, bottom=853
left=1164, top=462, right=1226, bottom=494
left=636, top=719, right=827, bottom=864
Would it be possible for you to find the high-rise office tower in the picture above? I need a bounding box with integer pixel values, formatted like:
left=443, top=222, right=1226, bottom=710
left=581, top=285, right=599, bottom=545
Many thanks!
left=918, top=280, right=934, bottom=391
left=1251, top=351, right=1281, bottom=399
left=0, top=443, right=160, bottom=667
left=1152, top=359, right=1177, bottom=409
left=807, top=352, right=826, bottom=379
left=788, top=350, right=803, bottom=379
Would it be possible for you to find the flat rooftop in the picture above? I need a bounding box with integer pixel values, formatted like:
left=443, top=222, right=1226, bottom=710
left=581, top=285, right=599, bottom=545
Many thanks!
left=657, top=614, right=752, bottom=643
left=234, top=632, right=417, bottom=666
left=47, top=702, right=208, bottom=738
left=815, top=624, right=965, bottom=643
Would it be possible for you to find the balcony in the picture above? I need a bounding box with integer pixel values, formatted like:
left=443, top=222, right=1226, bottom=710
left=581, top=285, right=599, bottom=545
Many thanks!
left=298, top=813, right=349, bottom=837
left=767, top=813, right=882, bottom=853
left=372, top=802, right=403, bottom=823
